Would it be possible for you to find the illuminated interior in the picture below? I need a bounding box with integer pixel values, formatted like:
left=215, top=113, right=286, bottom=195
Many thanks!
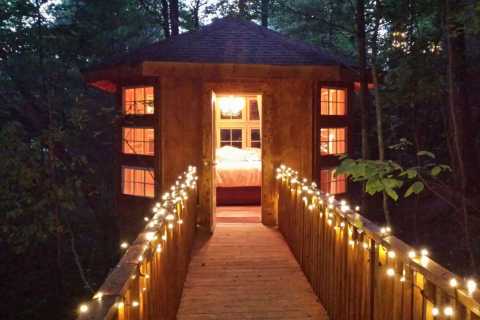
left=214, top=94, right=262, bottom=209
left=122, top=127, right=155, bottom=155
left=320, top=169, right=346, bottom=194
left=123, top=87, right=154, bottom=114
left=320, top=127, right=346, bottom=155
left=320, top=88, right=346, bottom=115
left=122, top=166, right=155, bottom=198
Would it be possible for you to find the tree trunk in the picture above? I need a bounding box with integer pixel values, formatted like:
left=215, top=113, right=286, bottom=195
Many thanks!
left=161, top=0, right=170, bottom=38
left=445, top=0, right=479, bottom=272
left=371, top=0, right=390, bottom=224
left=239, top=0, right=247, bottom=17
left=261, top=0, right=269, bottom=27
left=193, top=0, right=200, bottom=29
left=169, top=0, right=179, bottom=36
left=355, top=0, right=370, bottom=213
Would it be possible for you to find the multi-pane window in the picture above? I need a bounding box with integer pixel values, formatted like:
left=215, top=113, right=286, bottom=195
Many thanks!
left=122, top=127, right=154, bottom=156
left=320, top=88, right=346, bottom=115
left=123, top=87, right=154, bottom=115
left=320, top=169, right=346, bottom=194
left=122, top=166, right=155, bottom=198
left=320, top=128, right=346, bottom=155
left=250, top=128, right=261, bottom=148
left=220, top=128, right=242, bottom=148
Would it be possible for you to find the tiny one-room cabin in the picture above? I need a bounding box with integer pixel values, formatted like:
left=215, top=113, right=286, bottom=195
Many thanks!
left=83, top=17, right=358, bottom=235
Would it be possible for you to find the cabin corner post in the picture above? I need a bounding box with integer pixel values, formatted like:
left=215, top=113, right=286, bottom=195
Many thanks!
left=261, top=91, right=276, bottom=226
left=198, top=85, right=214, bottom=230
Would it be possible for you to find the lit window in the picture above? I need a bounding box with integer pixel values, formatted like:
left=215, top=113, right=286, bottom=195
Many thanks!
left=249, top=99, right=260, bottom=120
left=320, top=88, right=346, bottom=115
left=220, top=128, right=242, bottom=148
left=122, top=167, right=155, bottom=198
left=320, top=169, right=346, bottom=194
left=320, top=128, right=346, bottom=155
left=219, top=96, right=244, bottom=119
left=122, top=128, right=154, bottom=156
left=250, top=128, right=261, bottom=148
left=123, top=87, right=154, bottom=115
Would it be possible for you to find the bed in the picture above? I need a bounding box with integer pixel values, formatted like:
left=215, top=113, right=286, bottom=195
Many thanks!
left=215, top=146, right=261, bottom=206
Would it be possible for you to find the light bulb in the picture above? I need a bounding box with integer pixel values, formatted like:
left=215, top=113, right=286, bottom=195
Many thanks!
left=79, top=304, right=89, bottom=313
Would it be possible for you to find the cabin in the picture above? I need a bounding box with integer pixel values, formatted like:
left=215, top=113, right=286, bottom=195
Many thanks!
left=79, top=17, right=480, bottom=320
left=84, top=16, right=356, bottom=235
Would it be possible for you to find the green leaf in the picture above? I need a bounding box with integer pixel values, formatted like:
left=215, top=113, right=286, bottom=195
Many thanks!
left=366, top=178, right=384, bottom=195
left=417, top=150, right=436, bottom=159
left=431, top=166, right=441, bottom=176
left=404, top=181, right=425, bottom=198
left=385, top=188, right=399, bottom=201
left=400, top=168, right=418, bottom=179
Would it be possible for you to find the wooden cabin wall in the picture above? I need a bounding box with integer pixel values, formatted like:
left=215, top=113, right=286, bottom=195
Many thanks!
left=159, top=78, right=202, bottom=187
left=115, top=76, right=316, bottom=234
left=262, top=79, right=314, bottom=225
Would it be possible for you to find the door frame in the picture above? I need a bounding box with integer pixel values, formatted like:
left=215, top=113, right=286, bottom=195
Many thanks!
left=200, top=81, right=270, bottom=232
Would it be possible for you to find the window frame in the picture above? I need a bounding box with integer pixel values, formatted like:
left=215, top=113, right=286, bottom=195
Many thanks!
left=122, top=86, right=155, bottom=115
left=320, top=168, right=347, bottom=195
left=122, top=127, right=155, bottom=156
left=121, top=166, right=155, bottom=198
left=319, top=127, right=347, bottom=156
left=218, top=127, right=244, bottom=148
left=320, top=87, right=347, bottom=116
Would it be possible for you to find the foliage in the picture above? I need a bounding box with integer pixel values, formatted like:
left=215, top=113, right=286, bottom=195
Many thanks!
left=336, top=149, right=451, bottom=202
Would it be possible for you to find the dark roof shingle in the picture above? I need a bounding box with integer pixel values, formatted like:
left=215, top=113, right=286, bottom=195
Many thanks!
left=109, top=16, right=346, bottom=67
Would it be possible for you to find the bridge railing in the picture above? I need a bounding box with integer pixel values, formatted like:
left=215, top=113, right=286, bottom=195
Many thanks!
left=77, top=166, right=198, bottom=320
left=276, top=165, right=480, bottom=320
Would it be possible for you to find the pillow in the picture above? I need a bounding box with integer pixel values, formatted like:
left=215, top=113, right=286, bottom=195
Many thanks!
left=216, top=146, right=247, bottom=161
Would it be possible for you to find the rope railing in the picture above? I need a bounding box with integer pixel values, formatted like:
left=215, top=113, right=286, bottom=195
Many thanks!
left=77, top=166, right=198, bottom=320
left=276, top=164, right=480, bottom=320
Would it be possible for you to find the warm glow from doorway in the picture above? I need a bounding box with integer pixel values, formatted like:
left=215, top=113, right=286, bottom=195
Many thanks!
left=218, top=96, right=245, bottom=117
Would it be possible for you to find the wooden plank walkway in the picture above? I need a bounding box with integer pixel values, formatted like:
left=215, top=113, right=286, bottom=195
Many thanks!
left=177, top=211, right=329, bottom=319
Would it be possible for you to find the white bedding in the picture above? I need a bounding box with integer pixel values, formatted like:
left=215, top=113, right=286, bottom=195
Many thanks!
left=215, top=146, right=261, bottom=187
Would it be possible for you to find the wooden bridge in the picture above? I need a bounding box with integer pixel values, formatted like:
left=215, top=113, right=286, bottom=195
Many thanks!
left=77, top=166, right=480, bottom=320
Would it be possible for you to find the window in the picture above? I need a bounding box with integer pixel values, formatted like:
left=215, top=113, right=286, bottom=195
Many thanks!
left=122, top=167, right=155, bottom=198
left=220, top=128, right=242, bottom=148
left=250, top=128, right=261, bottom=148
left=123, top=87, right=154, bottom=115
left=249, top=99, right=260, bottom=120
left=320, top=128, right=346, bottom=155
left=218, top=96, right=244, bottom=120
left=320, top=88, right=346, bottom=115
left=122, top=128, right=154, bottom=156
left=320, top=169, right=346, bottom=194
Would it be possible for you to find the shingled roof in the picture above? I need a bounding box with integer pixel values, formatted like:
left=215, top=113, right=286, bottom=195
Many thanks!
left=107, top=16, right=346, bottom=68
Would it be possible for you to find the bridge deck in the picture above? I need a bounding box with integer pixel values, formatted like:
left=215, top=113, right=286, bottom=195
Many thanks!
left=177, top=207, right=328, bottom=320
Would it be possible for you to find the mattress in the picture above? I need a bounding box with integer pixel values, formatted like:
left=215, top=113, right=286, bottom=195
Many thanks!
left=215, top=146, right=262, bottom=187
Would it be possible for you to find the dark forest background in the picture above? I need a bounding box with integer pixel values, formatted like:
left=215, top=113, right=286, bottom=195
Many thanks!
left=1, top=0, right=479, bottom=319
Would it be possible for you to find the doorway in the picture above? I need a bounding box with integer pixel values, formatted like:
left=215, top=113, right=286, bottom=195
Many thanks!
left=212, top=93, right=262, bottom=223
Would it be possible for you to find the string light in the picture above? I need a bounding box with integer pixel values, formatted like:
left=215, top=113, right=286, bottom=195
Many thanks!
left=78, top=304, right=89, bottom=314
left=120, top=242, right=129, bottom=249
left=386, top=268, right=395, bottom=277
left=467, top=279, right=477, bottom=295
left=432, top=307, right=439, bottom=316
left=444, top=306, right=454, bottom=317
left=449, top=278, right=458, bottom=288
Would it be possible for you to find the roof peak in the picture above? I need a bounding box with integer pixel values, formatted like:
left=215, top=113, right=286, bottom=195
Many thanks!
left=94, top=16, right=348, bottom=70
